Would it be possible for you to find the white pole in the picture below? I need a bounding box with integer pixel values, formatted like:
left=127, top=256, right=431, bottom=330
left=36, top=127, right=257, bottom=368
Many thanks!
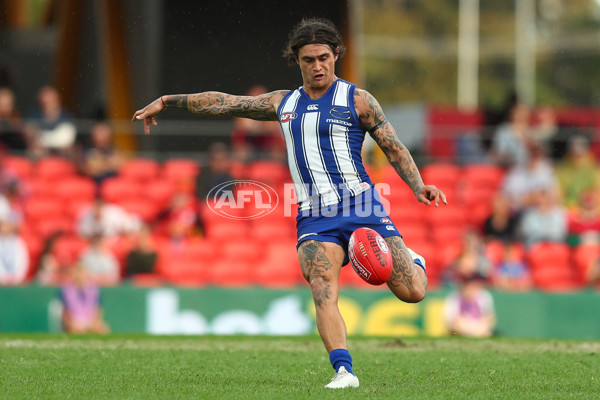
left=457, top=0, right=480, bottom=110
left=515, top=0, right=536, bottom=105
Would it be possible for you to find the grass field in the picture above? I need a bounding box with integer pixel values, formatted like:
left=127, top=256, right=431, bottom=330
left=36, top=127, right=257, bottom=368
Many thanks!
left=1, top=334, right=599, bottom=399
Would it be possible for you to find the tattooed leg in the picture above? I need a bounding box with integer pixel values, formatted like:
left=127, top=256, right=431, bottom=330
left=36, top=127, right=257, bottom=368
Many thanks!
left=384, top=236, right=427, bottom=303
left=298, top=240, right=347, bottom=352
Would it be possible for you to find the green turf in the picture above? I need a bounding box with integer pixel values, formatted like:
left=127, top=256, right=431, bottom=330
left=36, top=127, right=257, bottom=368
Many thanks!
left=0, top=335, right=598, bottom=399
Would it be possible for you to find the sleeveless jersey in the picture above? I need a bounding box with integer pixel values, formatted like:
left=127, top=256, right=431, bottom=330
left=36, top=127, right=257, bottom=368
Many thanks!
left=277, top=79, right=373, bottom=211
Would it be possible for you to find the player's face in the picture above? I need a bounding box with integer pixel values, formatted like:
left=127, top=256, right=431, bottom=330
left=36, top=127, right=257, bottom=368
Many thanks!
left=297, top=44, right=338, bottom=93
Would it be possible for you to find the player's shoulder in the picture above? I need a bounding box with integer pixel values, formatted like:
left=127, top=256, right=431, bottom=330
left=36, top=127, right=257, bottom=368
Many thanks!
left=352, top=87, right=380, bottom=113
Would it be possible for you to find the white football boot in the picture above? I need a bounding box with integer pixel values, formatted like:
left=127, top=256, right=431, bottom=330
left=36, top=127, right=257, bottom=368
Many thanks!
left=407, top=248, right=426, bottom=271
left=324, top=366, right=360, bottom=389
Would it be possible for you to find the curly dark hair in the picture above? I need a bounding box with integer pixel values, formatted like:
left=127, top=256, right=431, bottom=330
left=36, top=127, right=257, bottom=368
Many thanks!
left=282, top=18, right=346, bottom=65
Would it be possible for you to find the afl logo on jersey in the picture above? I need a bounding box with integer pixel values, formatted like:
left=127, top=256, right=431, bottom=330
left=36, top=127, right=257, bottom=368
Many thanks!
left=330, top=107, right=352, bottom=120
left=280, top=112, right=297, bottom=123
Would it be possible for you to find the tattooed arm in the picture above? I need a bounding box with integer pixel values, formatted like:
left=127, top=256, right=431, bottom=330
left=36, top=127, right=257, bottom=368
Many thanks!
left=354, top=88, right=447, bottom=206
left=131, top=90, right=289, bottom=135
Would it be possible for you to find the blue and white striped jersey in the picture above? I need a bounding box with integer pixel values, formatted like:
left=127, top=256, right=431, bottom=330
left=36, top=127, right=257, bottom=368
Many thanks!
left=277, top=79, right=373, bottom=211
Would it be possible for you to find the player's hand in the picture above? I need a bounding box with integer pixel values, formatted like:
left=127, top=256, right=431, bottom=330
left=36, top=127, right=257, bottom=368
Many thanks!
left=131, top=97, right=166, bottom=135
left=416, top=185, right=447, bottom=207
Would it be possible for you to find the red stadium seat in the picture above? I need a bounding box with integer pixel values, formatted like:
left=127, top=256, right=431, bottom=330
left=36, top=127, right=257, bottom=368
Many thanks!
left=420, top=163, right=461, bottom=192
left=388, top=203, right=426, bottom=228
left=53, top=235, right=88, bottom=265
left=28, top=178, right=57, bottom=197
left=254, top=241, right=303, bottom=287
left=34, top=215, right=74, bottom=238
left=3, top=156, right=33, bottom=179
left=120, top=158, right=160, bottom=182
left=527, top=242, right=577, bottom=291
left=424, top=205, right=468, bottom=229
left=117, top=199, right=160, bottom=222
left=252, top=221, right=295, bottom=243
left=25, top=196, right=65, bottom=221
left=461, top=164, right=504, bottom=191
left=209, top=258, right=254, bottom=286
left=144, top=179, right=175, bottom=210
left=162, top=158, right=200, bottom=182
left=203, top=220, right=249, bottom=242
left=223, top=241, right=263, bottom=264
left=247, top=160, right=291, bottom=186
left=55, top=177, right=97, bottom=202
left=35, top=157, right=76, bottom=180
left=100, top=177, right=143, bottom=203
left=572, top=244, right=600, bottom=285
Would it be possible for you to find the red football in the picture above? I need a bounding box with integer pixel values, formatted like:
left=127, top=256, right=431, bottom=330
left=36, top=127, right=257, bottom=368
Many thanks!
left=348, top=227, right=393, bottom=285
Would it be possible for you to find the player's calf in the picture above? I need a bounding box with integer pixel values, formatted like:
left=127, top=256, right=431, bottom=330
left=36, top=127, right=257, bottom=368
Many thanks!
left=384, top=235, right=427, bottom=303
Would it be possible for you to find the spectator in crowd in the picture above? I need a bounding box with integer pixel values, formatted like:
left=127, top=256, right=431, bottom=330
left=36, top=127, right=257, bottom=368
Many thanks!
left=483, top=192, right=521, bottom=243
left=530, top=106, right=558, bottom=147
left=60, top=263, right=110, bottom=334
left=0, top=87, right=26, bottom=150
left=491, top=244, right=532, bottom=292
left=124, top=224, right=158, bottom=278
left=443, top=273, right=496, bottom=338
left=501, top=140, right=557, bottom=211
left=195, top=142, right=234, bottom=200
left=35, top=232, right=69, bottom=286
left=0, top=216, right=29, bottom=285
left=78, top=233, right=120, bottom=286
left=586, top=257, right=600, bottom=286
left=490, top=103, right=531, bottom=168
left=555, top=135, right=598, bottom=209
left=77, top=197, right=141, bottom=240
left=520, top=188, right=568, bottom=248
left=25, top=85, right=77, bottom=159
left=231, top=85, right=285, bottom=161
left=446, top=230, right=491, bottom=284
left=160, top=192, right=198, bottom=241
left=0, top=146, right=22, bottom=197
left=80, top=122, right=123, bottom=187
left=567, top=189, right=600, bottom=246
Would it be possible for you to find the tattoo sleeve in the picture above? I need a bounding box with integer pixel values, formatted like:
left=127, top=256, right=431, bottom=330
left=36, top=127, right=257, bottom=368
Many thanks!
left=163, top=90, right=288, bottom=121
left=298, top=241, right=333, bottom=307
left=355, top=89, right=425, bottom=194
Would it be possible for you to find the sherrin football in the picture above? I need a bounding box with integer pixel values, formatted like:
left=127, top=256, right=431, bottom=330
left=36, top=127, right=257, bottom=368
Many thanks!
left=348, top=227, right=393, bottom=285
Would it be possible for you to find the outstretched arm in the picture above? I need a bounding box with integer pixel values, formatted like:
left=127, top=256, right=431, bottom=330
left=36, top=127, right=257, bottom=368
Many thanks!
left=132, top=90, right=289, bottom=135
left=354, top=88, right=447, bottom=206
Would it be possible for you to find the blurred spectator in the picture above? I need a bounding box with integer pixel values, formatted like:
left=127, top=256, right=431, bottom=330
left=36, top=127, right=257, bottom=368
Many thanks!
left=231, top=85, right=285, bottom=161
left=0, top=217, right=29, bottom=285
left=530, top=106, right=558, bottom=146
left=35, top=232, right=70, bottom=286
left=124, top=225, right=158, bottom=278
left=443, top=273, right=496, bottom=338
left=586, top=258, right=600, bottom=286
left=0, top=146, right=22, bottom=197
left=491, top=244, right=532, bottom=292
left=490, top=103, right=531, bottom=168
left=501, top=140, right=557, bottom=211
left=78, top=234, right=120, bottom=286
left=77, top=198, right=141, bottom=239
left=60, top=263, right=110, bottom=334
left=567, top=189, right=600, bottom=246
left=555, top=135, right=598, bottom=209
left=195, top=142, right=234, bottom=200
left=520, top=189, right=568, bottom=248
left=158, top=192, right=198, bottom=240
left=0, top=87, right=26, bottom=150
left=25, top=86, right=76, bottom=159
left=80, top=122, right=123, bottom=187
left=483, top=192, right=521, bottom=243
left=446, top=230, right=491, bottom=283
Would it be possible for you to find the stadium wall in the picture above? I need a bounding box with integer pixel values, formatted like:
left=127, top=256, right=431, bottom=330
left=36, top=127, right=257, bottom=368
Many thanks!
left=1, top=287, right=599, bottom=339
